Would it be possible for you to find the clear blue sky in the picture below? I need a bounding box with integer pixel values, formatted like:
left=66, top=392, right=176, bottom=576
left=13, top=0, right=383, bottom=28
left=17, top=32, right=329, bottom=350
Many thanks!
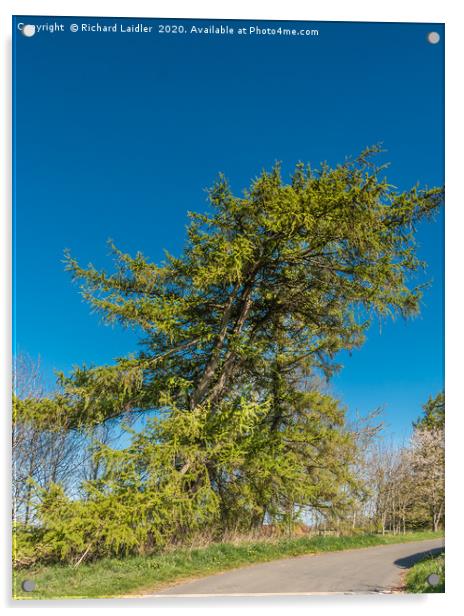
left=13, top=17, right=444, bottom=440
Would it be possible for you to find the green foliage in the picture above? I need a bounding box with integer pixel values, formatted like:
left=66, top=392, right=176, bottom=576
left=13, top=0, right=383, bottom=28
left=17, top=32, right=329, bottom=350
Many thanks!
left=55, top=146, right=442, bottom=428
left=16, top=391, right=359, bottom=564
left=414, top=391, right=445, bottom=430
left=13, top=522, right=47, bottom=568
left=13, top=395, right=70, bottom=430
left=15, top=148, right=443, bottom=566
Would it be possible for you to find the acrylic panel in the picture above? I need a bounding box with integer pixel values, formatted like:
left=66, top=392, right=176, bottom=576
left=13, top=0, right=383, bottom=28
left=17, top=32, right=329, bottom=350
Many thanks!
left=12, top=16, right=444, bottom=599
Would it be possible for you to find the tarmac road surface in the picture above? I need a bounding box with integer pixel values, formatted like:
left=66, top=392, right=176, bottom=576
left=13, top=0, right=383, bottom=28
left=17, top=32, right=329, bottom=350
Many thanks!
left=154, top=538, right=444, bottom=596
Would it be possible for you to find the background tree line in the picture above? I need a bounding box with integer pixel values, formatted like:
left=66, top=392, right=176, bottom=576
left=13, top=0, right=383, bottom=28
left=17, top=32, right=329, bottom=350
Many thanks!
left=12, top=149, right=444, bottom=567
left=341, top=392, right=444, bottom=535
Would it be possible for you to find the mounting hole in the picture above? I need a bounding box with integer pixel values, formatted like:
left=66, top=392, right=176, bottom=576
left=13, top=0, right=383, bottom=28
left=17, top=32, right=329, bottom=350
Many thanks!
left=21, top=579, right=36, bottom=592
left=427, top=573, right=440, bottom=586
left=427, top=32, right=440, bottom=45
left=21, top=24, right=36, bottom=38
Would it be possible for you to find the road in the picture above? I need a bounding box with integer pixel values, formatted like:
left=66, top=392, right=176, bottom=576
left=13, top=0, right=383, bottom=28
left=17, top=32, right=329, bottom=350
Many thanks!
left=154, top=538, right=444, bottom=596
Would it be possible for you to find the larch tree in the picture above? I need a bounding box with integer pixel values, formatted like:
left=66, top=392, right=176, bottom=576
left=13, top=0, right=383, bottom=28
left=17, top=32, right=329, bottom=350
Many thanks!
left=16, top=147, right=443, bottom=562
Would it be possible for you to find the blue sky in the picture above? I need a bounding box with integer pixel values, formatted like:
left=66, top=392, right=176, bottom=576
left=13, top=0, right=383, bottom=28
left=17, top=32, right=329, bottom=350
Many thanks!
left=13, top=17, right=444, bottom=440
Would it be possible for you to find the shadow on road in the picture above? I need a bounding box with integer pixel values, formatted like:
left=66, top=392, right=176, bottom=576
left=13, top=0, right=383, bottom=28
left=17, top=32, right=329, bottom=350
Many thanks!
left=394, top=546, right=444, bottom=569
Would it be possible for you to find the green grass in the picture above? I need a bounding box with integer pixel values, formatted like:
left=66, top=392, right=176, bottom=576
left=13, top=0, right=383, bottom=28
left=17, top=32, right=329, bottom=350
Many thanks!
left=405, top=552, right=445, bottom=593
left=13, top=530, right=442, bottom=600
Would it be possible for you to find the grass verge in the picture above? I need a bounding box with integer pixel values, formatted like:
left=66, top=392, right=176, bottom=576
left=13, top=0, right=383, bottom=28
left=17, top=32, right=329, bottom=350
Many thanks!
left=13, top=530, right=443, bottom=599
left=405, top=552, right=445, bottom=593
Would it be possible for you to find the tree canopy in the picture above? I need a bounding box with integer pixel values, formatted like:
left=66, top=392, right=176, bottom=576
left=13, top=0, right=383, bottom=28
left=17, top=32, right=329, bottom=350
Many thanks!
left=55, top=146, right=442, bottom=426
left=414, top=391, right=445, bottom=430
